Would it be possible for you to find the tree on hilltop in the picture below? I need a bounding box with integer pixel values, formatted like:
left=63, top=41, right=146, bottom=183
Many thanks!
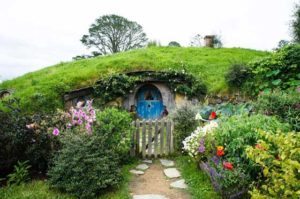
left=81, top=14, right=148, bottom=55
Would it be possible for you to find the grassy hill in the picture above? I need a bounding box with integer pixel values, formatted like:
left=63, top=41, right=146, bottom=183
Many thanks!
left=0, top=47, right=269, bottom=113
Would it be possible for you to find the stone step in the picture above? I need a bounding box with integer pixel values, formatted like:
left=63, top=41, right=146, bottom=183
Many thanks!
left=159, top=159, right=174, bottom=167
left=136, top=164, right=149, bottom=171
left=170, top=179, right=188, bottom=189
left=163, top=168, right=181, bottom=178
left=142, top=159, right=153, bottom=164
left=133, top=194, right=169, bottom=199
left=130, top=169, right=145, bottom=175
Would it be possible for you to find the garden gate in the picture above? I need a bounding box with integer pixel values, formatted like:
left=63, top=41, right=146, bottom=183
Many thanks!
left=130, top=119, right=174, bottom=158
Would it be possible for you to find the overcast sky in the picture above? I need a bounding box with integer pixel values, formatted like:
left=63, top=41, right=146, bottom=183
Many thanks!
left=0, top=0, right=298, bottom=82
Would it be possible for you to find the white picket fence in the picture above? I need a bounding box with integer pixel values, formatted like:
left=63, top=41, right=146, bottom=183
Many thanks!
left=130, top=119, right=174, bottom=158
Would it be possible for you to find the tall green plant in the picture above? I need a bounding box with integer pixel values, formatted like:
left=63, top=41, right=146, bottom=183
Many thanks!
left=246, top=44, right=300, bottom=94
left=173, top=106, right=197, bottom=151
left=7, top=161, right=31, bottom=186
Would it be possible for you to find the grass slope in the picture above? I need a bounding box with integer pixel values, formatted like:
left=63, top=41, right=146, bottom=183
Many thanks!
left=0, top=47, right=268, bottom=112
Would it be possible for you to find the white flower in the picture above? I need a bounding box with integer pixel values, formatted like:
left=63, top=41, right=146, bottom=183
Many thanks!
left=182, top=121, right=219, bottom=158
left=195, top=113, right=203, bottom=120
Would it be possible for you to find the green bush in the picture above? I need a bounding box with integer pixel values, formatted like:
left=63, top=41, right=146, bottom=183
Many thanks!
left=0, top=98, right=60, bottom=176
left=255, top=89, right=300, bottom=131
left=225, top=63, right=251, bottom=89
left=246, top=130, right=300, bottom=199
left=95, top=108, right=133, bottom=163
left=48, top=133, right=121, bottom=199
left=246, top=44, right=300, bottom=94
left=214, top=114, right=291, bottom=178
left=173, top=106, right=197, bottom=151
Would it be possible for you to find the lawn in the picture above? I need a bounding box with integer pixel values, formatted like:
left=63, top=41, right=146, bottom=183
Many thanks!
left=0, top=162, right=137, bottom=199
left=175, top=156, right=220, bottom=199
left=0, top=46, right=268, bottom=113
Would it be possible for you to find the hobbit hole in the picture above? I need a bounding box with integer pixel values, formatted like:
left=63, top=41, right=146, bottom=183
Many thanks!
left=63, top=70, right=206, bottom=120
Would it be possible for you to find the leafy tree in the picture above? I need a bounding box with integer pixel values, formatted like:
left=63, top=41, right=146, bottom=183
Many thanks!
left=168, top=41, right=181, bottom=47
left=190, top=34, right=202, bottom=47
left=277, top=40, right=290, bottom=49
left=81, top=14, right=147, bottom=55
left=213, top=35, right=223, bottom=48
left=292, top=4, right=300, bottom=43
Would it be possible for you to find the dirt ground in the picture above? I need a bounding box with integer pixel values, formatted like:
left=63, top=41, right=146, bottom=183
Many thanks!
left=129, top=162, right=191, bottom=199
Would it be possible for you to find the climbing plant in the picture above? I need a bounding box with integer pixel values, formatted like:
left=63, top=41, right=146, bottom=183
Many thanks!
left=93, top=70, right=207, bottom=105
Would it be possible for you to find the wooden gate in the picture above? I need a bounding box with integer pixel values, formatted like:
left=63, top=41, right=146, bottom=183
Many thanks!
left=130, top=119, right=174, bottom=158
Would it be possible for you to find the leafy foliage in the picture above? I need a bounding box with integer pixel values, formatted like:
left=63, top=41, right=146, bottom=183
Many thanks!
left=94, top=70, right=207, bottom=106
left=246, top=130, right=300, bottom=199
left=0, top=98, right=60, bottom=176
left=214, top=114, right=291, bottom=179
left=173, top=106, right=197, bottom=151
left=48, top=133, right=122, bottom=199
left=7, top=161, right=31, bottom=186
left=81, top=14, right=147, bottom=55
left=95, top=108, right=133, bottom=164
left=255, top=89, right=300, bottom=131
left=225, top=63, right=251, bottom=89
left=245, top=44, right=300, bottom=94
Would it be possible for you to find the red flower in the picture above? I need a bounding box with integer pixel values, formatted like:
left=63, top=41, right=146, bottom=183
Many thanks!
left=209, top=111, right=217, bottom=120
left=216, top=146, right=225, bottom=157
left=223, top=162, right=233, bottom=170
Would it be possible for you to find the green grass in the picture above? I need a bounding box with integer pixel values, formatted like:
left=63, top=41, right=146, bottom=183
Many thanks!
left=0, top=47, right=268, bottom=113
left=175, top=155, right=220, bottom=199
left=0, top=162, right=137, bottom=199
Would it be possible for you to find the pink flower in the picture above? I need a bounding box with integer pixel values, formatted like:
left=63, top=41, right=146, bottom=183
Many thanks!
left=77, top=119, right=83, bottom=125
left=52, top=128, right=60, bottom=136
left=67, top=123, right=72, bottom=128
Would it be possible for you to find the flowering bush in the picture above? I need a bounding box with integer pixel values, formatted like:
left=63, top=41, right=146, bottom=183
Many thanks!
left=246, top=130, right=300, bottom=199
left=182, top=121, right=218, bottom=159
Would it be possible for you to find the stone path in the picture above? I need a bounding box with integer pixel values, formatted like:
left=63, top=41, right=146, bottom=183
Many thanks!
left=130, top=159, right=190, bottom=199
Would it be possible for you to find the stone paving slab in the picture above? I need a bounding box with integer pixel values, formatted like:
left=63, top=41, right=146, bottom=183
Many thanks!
left=130, top=169, right=145, bottom=175
left=163, top=168, right=181, bottom=178
left=133, top=194, right=169, bottom=199
left=143, top=159, right=153, bottom=164
left=136, top=164, right=149, bottom=171
left=160, top=159, right=174, bottom=167
left=170, top=179, right=188, bottom=189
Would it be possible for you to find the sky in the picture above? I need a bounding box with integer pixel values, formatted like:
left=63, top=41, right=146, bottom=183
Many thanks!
left=0, top=0, right=298, bottom=82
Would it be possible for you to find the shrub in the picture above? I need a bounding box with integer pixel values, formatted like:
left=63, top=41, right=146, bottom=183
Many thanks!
left=168, top=41, right=181, bottom=47
left=173, top=106, right=197, bottom=151
left=246, top=44, right=300, bottom=94
left=0, top=99, right=60, bottom=176
left=255, top=89, right=300, bottom=131
left=95, top=108, right=133, bottom=163
left=48, top=133, right=121, bottom=199
left=225, top=63, right=251, bottom=89
left=246, top=130, right=300, bottom=199
left=7, top=161, right=31, bottom=186
left=214, top=114, right=291, bottom=179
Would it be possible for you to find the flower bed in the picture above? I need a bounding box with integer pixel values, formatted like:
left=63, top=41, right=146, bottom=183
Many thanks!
left=182, top=103, right=296, bottom=198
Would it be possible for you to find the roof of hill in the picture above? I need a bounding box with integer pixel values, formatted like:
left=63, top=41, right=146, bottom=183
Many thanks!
left=0, top=46, right=269, bottom=113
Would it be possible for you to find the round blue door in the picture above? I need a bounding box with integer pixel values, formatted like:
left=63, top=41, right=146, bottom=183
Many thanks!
left=136, top=85, right=163, bottom=120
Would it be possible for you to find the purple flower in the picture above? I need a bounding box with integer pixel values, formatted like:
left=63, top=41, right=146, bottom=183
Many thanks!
left=211, top=156, right=220, bottom=165
left=67, top=123, right=72, bottom=128
left=198, top=145, right=206, bottom=153
left=52, top=128, right=60, bottom=136
left=77, top=119, right=83, bottom=125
